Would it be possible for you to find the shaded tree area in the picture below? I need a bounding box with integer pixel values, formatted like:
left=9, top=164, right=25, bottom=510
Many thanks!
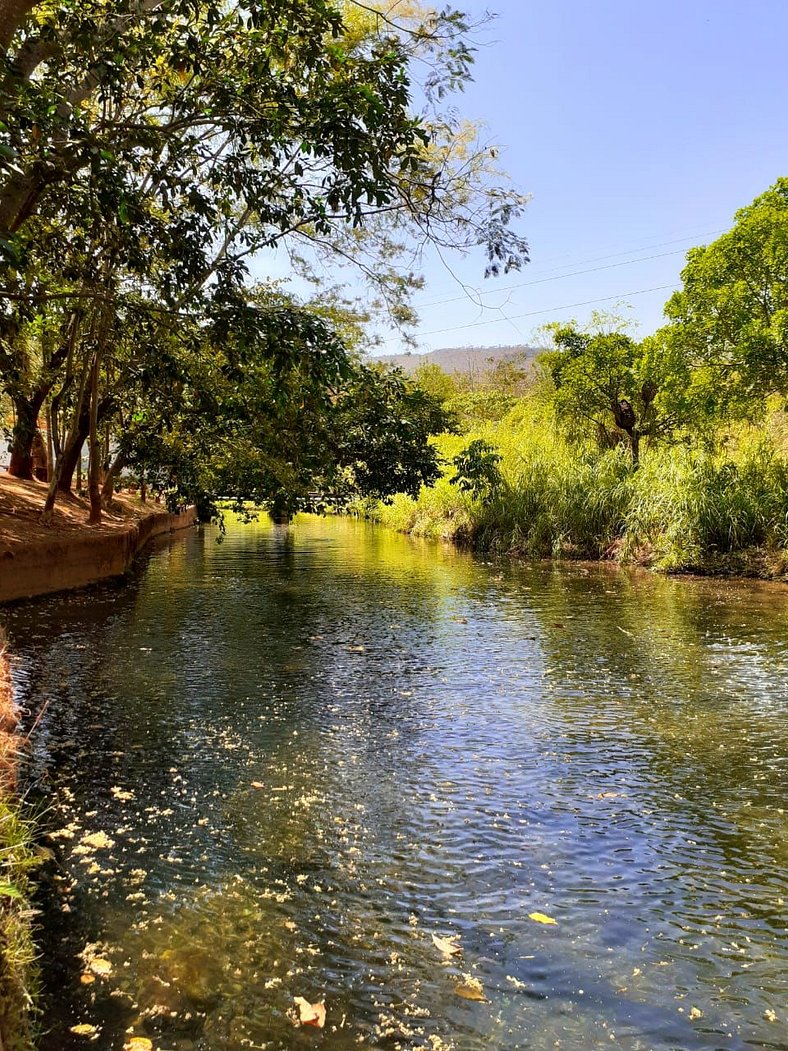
left=0, top=0, right=529, bottom=521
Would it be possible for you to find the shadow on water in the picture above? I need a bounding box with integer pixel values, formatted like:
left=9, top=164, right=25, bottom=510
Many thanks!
left=2, top=516, right=787, bottom=1050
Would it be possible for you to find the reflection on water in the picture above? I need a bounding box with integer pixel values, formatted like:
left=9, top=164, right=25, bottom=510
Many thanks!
left=3, top=516, right=787, bottom=1050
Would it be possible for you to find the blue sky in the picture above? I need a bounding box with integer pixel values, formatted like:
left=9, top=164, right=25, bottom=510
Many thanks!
left=373, top=0, right=788, bottom=352
left=256, top=1, right=788, bottom=354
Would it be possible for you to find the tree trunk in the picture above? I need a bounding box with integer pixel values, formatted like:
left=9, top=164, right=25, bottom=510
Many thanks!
left=0, top=0, right=36, bottom=53
left=45, top=399, right=54, bottom=480
left=631, top=432, right=640, bottom=468
left=101, top=450, right=126, bottom=507
left=87, top=352, right=101, bottom=524
left=57, top=404, right=90, bottom=493
left=42, top=353, right=92, bottom=521
left=6, top=396, right=38, bottom=478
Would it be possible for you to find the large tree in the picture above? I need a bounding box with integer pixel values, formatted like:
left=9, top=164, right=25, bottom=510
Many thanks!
left=541, top=316, right=693, bottom=465
left=663, top=177, right=788, bottom=405
left=0, top=0, right=528, bottom=509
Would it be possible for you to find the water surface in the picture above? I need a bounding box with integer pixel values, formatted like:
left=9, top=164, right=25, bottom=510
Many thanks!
left=4, top=517, right=787, bottom=1050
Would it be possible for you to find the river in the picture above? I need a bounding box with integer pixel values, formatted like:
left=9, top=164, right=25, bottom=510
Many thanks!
left=3, top=516, right=787, bottom=1050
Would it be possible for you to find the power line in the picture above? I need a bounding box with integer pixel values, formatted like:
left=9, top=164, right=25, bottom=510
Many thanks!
left=382, top=283, right=679, bottom=341
left=415, top=228, right=723, bottom=309
left=416, top=248, right=686, bottom=309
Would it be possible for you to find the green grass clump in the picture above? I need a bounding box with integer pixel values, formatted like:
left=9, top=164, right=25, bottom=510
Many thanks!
left=359, top=399, right=788, bottom=578
left=0, top=802, right=40, bottom=1051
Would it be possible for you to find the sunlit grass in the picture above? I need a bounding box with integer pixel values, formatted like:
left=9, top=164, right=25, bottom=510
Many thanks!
left=362, top=398, right=788, bottom=576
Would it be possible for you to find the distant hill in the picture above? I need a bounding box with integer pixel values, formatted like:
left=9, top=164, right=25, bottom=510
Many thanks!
left=370, top=344, right=540, bottom=378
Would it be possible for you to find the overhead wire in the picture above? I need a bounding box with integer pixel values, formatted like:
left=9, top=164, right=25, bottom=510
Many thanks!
left=379, top=283, right=680, bottom=341
left=413, top=227, right=723, bottom=309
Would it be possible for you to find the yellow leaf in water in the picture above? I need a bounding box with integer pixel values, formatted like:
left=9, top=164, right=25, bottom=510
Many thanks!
left=88, top=958, right=112, bottom=977
left=454, top=976, right=487, bottom=1002
left=70, top=1024, right=100, bottom=1038
left=293, top=997, right=326, bottom=1028
left=689, top=1007, right=703, bottom=1020
left=79, top=973, right=95, bottom=985
left=82, top=832, right=115, bottom=850
left=528, top=912, right=557, bottom=925
left=432, top=933, right=462, bottom=957
left=124, top=1038, right=153, bottom=1051
left=250, top=782, right=265, bottom=789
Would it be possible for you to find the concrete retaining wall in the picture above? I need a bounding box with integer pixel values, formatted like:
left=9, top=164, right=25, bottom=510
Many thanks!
left=0, top=505, right=196, bottom=604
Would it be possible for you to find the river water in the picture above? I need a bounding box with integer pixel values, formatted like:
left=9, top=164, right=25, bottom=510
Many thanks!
left=3, top=517, right=787, bottom=1051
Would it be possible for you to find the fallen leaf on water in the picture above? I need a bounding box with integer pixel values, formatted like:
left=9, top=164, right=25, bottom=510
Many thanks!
left=81, top=832, right=115, bottom=851
left=528, top=912, right=557, bottom=926
left=250, top=782, right=265, bottom=789
left=689, top=1007, right=703, bottom=1020
left=79, top=974, right=95, bottom=985
left=110, top=787, right=135, bottom=801
left=124, top=1038, right=153, bottom=1051
left=454, top=976, right=487, bottom=1002
left=294, top=997, right=326, bottom=1027
left=506, top=975, right=527, bottom=990
left=88, top=958, right=112, bottom=977
left=432, top=933, right=462, bottom=957
left=764, top=1009, right=777, bottom=1022
left=69, top=1024, right=100, bottom=1038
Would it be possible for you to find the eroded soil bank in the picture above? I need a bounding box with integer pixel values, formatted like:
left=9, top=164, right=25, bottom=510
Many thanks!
left=0, top=476, right=196, bottom=604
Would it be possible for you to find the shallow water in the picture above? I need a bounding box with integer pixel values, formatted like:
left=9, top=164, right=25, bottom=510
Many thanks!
left=3, top=516, right=788, bottom=1050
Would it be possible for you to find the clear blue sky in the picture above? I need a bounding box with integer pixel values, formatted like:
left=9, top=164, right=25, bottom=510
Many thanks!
left=371, top=0, right=788, bottom=353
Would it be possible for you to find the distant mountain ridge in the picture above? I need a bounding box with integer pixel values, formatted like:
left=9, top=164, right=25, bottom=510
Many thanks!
left=370, top=344, right=540, bottom=377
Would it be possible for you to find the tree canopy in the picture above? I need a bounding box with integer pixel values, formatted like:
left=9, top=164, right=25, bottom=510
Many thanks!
left=0, top=0, right=529, bottom=522
left=663, top=177, right=788, bottom=405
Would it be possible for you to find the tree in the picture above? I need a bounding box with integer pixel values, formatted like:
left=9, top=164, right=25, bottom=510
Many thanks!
left=111, top=290, right=452, bottom=521
left=664, top=178, right=788, bottom=405
left=541, top=315, right=691, bottom=465
left=0, top=0, right=529, bottom=515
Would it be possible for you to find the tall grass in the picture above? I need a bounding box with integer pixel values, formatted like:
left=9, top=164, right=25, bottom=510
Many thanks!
left=364, top=400, right=788, bottom=576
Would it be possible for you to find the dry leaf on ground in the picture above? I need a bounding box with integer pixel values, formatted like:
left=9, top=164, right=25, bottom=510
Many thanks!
left=293, top=996, right=326, bottom=1028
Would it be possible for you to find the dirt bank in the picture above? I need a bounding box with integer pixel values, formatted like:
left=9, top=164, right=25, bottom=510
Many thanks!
left=0, top=476, right=196, bottom=604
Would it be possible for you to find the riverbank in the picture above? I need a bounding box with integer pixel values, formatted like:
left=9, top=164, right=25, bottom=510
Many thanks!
left=0, top=476, right=197, bottom=604
left=0, top=478, right=197, bottom=1049
left=357, top=426, right=788, bottom=581
left=0, top=630, right=38, bottom=1051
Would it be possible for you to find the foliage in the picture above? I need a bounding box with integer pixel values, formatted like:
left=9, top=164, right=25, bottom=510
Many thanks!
left=0, top=0, right=528, bottom=520
left=0, top=801, right=40, bottom=1051
left=450, top=438, right=502, bottom=500
left=369, top=393, right=788, bottom=575
left=664, top=177, right=788, bottom=404
left=540, top=315, right=690, bottom=465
